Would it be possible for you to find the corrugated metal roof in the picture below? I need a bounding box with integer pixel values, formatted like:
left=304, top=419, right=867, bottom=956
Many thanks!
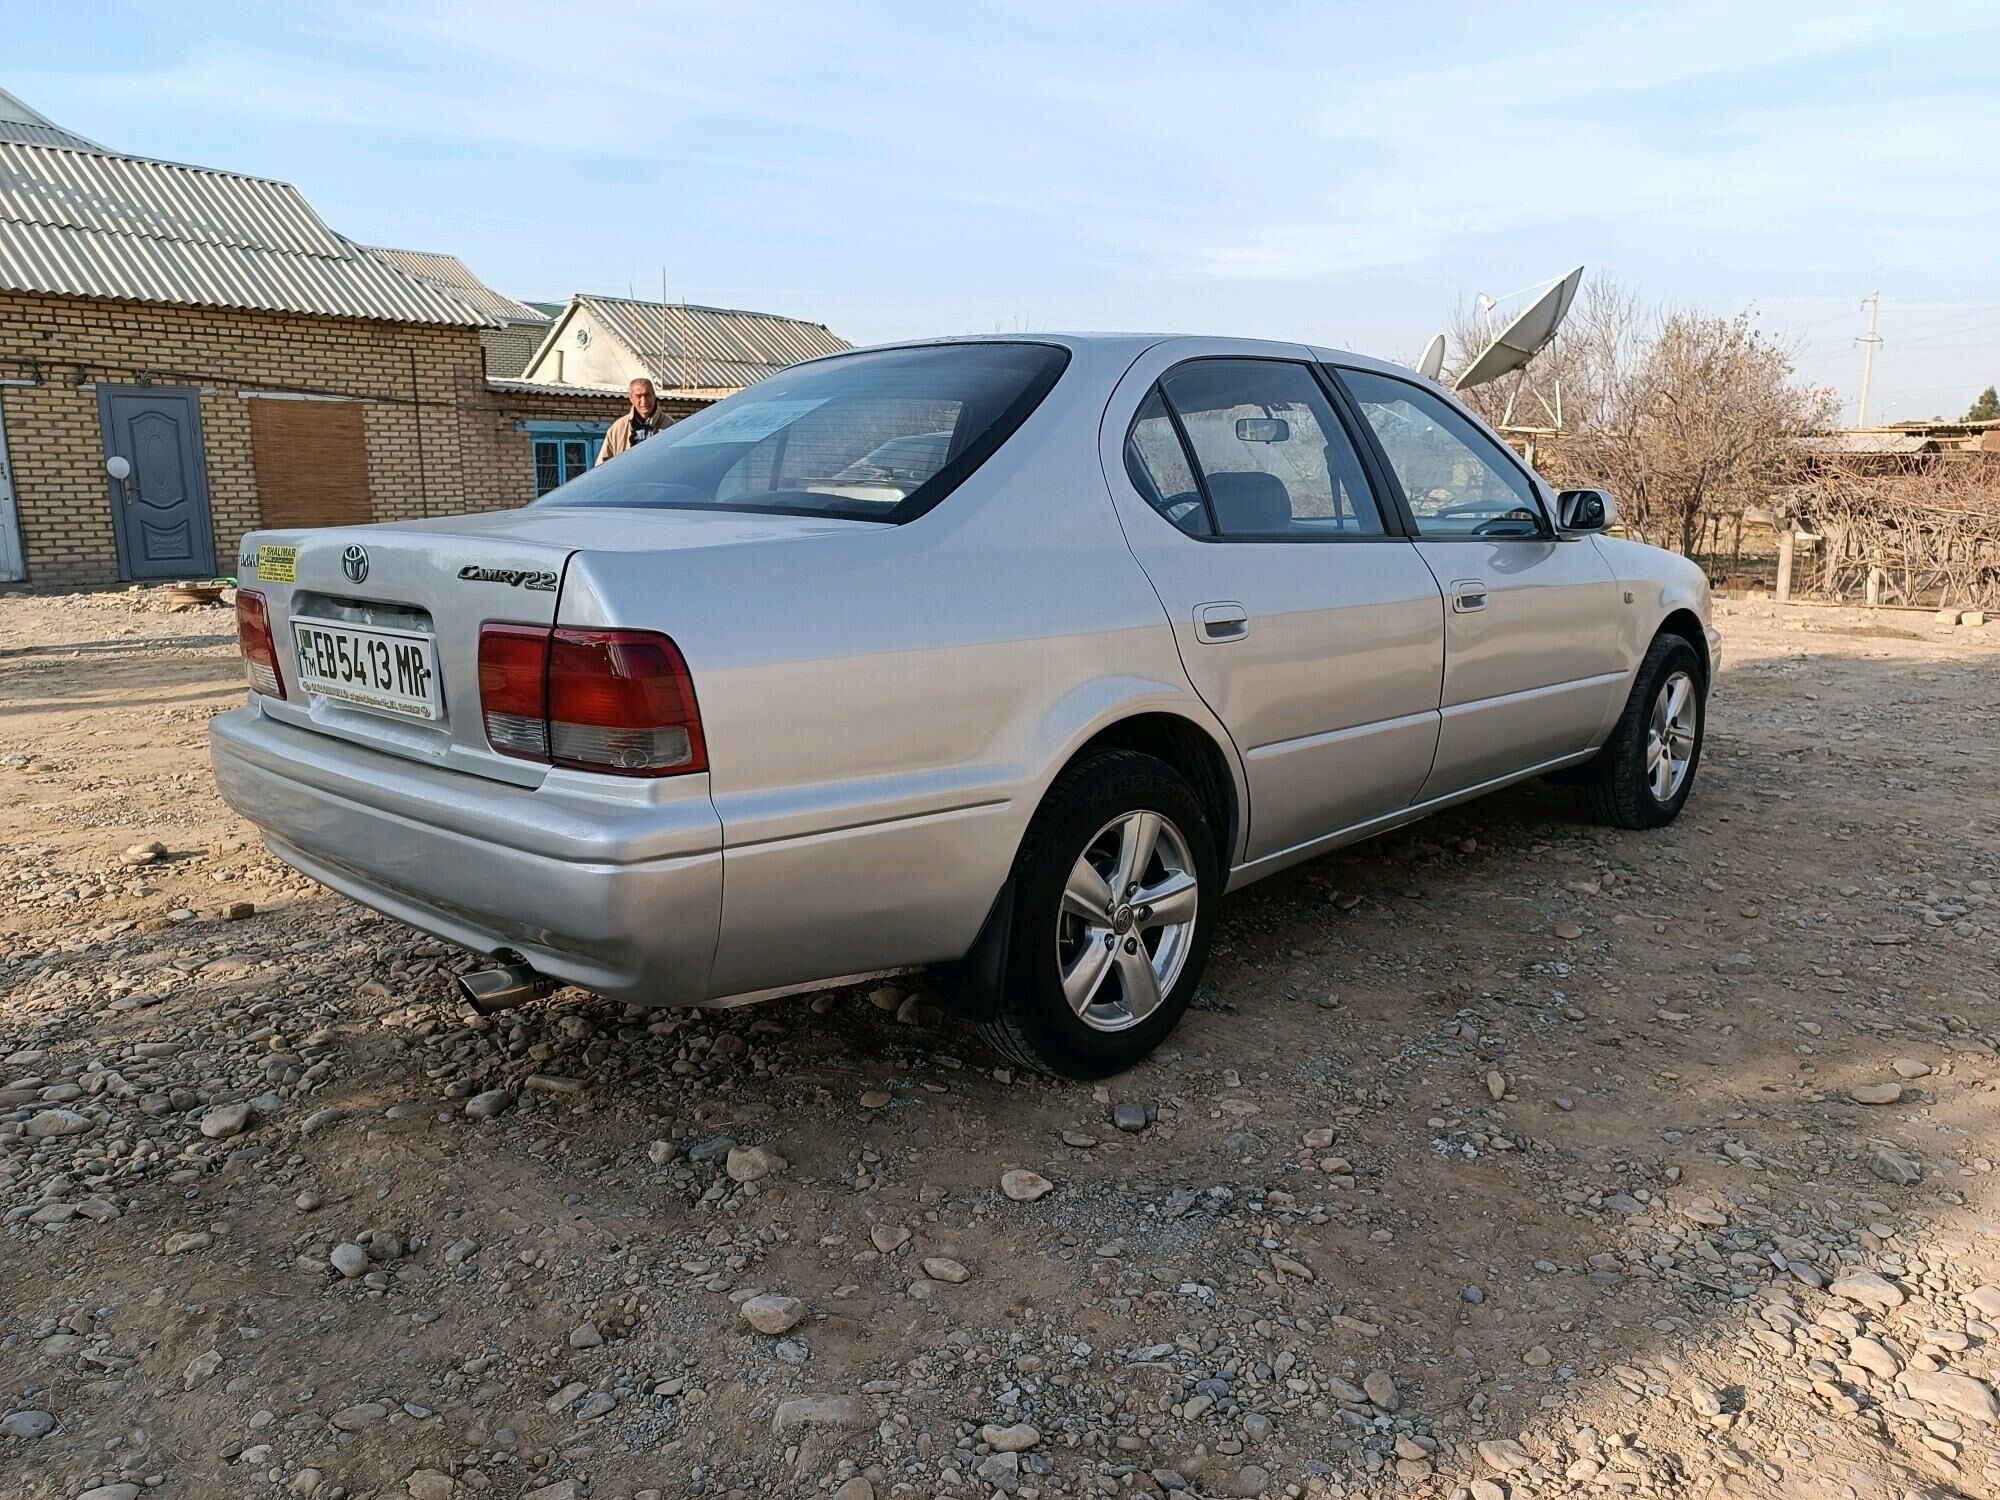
left=578, top=294, right=849, bottom=391
left=1885, top=417, right=2000, bottom=435
left=486, top=376, right=629, bottom=397
left=0, top=139, right=487, bottom=325
left=484, top=375, right=717, bottom=407
left=368, top=246, right=549, bottom=325
left=0, top=87, right=103, bottom=153
left=1797, top=433, right=1936, bottom=456
left=0, top=119, right=106, bottom=152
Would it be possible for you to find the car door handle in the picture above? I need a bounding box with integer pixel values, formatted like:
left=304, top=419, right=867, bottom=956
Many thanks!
left=1451, top=582, right=1489, bottom=613
left=1195, top=603, right=1250, bottom=642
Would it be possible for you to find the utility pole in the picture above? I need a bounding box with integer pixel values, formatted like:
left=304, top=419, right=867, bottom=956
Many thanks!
left=1855, top=292, right=1882, bottom=429
left=668, top=266, right=684, bottom=396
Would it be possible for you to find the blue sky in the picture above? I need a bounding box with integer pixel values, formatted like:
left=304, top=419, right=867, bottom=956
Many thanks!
left=13, top=2, right=2000, bottom=422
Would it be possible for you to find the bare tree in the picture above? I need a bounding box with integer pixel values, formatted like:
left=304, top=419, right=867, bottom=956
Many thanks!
left=1445, top=278, right=1835, bottom=555
left=1615, top=313, right=1835, bottom=553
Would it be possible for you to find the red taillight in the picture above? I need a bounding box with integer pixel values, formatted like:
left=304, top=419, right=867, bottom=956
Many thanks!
left=235, top=589, right=286, bottom=700
left=478, top=624, right=552, bottom=760
left=477, top=624, right=705, bottom=777
left=548, top=630, right=708, bottom=774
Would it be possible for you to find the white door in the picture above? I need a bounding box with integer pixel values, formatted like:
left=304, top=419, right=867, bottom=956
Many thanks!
left=0, top=402, right=24, bottom=583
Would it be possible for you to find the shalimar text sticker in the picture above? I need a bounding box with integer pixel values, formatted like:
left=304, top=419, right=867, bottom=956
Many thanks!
left=256, top=545, right=298, bottom=583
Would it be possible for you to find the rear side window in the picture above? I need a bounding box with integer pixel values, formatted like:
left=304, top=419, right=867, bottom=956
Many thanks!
left=1339, top=369, right=1544, bottom=538
left=540, top=342, right=1069, bottom=524
left=1124, top=390, right=1211, bottom=537
left=1156, top=360, right=1384, bottom=538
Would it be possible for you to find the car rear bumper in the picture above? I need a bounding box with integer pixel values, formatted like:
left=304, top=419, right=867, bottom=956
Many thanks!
left=210, top=705, right=722, bottom=1005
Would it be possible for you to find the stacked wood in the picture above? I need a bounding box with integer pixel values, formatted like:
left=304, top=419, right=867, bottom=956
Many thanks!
left=1783, top=459, right=2000, bottom=610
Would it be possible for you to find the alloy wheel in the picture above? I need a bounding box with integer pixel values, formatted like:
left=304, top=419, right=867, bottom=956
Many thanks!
left=1055, top=810, right=1199, bottom=1033
left=1647, top=669, right=1698, bottom=802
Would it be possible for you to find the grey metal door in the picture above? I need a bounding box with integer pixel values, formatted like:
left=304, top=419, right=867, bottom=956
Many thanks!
left=99, top=386, right=214, bottom=579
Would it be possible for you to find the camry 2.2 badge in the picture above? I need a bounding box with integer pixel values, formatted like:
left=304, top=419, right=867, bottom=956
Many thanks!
left=457, top=564, right=558, bottom=591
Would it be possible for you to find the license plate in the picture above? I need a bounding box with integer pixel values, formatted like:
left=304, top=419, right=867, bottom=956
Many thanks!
left=291, top=618, right=441, bottom=721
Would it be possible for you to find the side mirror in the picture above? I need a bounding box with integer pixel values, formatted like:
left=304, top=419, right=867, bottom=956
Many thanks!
left=1557, top=488, right=1616, bottom=533
left=105, top=455, right=132, bottom=482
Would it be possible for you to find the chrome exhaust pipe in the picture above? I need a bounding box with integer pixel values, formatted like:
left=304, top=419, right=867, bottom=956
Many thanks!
left=458, top=962, right=555, bottom=1014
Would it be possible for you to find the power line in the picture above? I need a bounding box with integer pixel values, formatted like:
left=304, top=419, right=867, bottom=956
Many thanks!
left=1772, top=308, right=1864, bottom=338
left=1894, top=313, right=2000, bottom=351
left=1881, top=338, right=2000, bottom=354
left=1777, top=301, right=2000, bottom=349
left=1873, top=381, right=1994, bottom=397
left=1883, top=302, right=2000, bottom=341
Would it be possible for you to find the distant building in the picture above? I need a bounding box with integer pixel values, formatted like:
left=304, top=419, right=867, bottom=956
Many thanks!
left=1795, top=420, right=2000, bottom=479
left=0, top=85, right=101, bottom=150
left=0, top=86, right=852, bottom=586
left=1881, top=417, right=2000, bottom=453
left=519, top=293, right=850, bottom=399
left=365, top=246, right=554, bottom=379
left=0, top=87, right=648, bottom=585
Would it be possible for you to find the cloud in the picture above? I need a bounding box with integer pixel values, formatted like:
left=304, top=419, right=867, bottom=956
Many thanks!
left=39, top=0, right=2000, bottom=410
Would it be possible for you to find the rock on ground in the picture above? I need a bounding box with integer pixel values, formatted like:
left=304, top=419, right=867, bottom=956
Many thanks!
left=740, top=1293, right=805, bottom=1334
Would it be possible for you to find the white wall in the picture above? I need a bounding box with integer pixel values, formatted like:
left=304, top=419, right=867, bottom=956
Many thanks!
left=522, top=306, right=652, bottom=390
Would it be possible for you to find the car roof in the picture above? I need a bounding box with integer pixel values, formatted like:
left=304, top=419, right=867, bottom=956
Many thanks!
left=827, top=330, right=1417, bottom=381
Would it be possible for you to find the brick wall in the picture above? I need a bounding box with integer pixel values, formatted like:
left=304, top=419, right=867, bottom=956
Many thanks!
left=0, top=293, right=490, bottom=586
left=479, top=325, right=548, bottom=380
left=0, top=292, right=732, bottom=584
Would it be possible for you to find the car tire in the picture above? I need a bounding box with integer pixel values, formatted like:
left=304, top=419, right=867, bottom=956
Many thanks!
left=1582, top=632, right=1707, bottom=830
left=976, top=750, right=1219, bottom=1079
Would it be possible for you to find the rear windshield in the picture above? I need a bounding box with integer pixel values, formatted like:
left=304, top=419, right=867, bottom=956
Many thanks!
left=537, top=342, right=1070, bottom=524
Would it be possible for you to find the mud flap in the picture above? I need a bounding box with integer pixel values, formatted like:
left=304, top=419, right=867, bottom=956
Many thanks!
left=930, top=878, right=1015, bottom=1021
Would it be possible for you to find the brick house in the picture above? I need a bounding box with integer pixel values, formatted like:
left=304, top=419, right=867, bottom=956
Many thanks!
left=0, top=88, right=659, bottom=587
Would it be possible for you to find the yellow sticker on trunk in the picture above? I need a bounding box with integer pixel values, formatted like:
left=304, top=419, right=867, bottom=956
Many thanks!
left=256, top=545, right=298, bottom=583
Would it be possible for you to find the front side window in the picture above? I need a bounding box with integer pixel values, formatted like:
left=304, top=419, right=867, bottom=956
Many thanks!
left=538, top=342, right=1069, bottom=523
left=1339, top=369, right=1545, bottom=538
left=1157, top=360, right=1384, bottom=538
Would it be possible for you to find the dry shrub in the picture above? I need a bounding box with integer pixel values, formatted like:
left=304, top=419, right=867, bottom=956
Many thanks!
left=1787, top=459, right=2000, bottom=609
left=1448, top=276, right=1836, bottom=556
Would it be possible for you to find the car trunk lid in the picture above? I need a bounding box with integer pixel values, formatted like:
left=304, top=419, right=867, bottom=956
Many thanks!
left=239, top=507, right=866, bottom=783
left=241, top=520, right=573, bottom=783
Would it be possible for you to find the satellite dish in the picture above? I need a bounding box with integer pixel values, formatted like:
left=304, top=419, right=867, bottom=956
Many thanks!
left=1455, top=265, right=1584, bottom=391
left=1414, top=333, right=1446, bottom=381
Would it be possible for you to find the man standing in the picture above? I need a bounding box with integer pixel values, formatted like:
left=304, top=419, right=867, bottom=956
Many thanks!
left=595, top=378, right=673, bottom=464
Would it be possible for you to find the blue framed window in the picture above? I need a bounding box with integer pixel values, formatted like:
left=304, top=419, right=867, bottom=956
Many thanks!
left=525, top=421, right=608, bottom=496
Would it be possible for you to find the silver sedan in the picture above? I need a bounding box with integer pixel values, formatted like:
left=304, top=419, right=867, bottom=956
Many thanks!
left=211, top=334, right=1719, bottom=1077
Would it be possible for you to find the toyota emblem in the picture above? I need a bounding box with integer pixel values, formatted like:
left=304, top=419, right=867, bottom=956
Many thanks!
left=340, top=544, right=370, bottom=585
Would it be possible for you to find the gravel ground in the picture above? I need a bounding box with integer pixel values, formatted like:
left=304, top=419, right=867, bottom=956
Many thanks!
left=1, top=584, right=1997, bottom=1500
